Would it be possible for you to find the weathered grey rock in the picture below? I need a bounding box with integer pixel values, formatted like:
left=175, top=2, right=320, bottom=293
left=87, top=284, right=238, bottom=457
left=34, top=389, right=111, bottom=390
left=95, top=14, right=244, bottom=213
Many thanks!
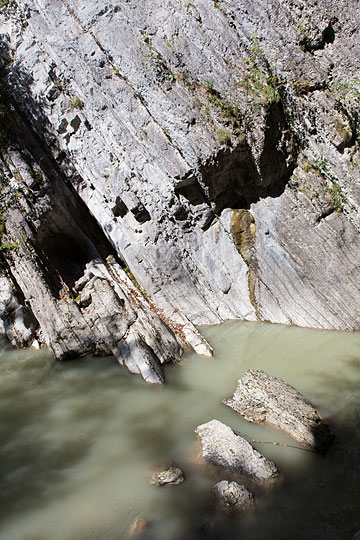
left=1, top=0, right=360, bottom=371
left=213, top=480, right=254, bottom=511
left=224, top=370, right=334, bottom=452
left=195, top=419, right=280, bottom=485
left=149, top=465, right=184, bottom=486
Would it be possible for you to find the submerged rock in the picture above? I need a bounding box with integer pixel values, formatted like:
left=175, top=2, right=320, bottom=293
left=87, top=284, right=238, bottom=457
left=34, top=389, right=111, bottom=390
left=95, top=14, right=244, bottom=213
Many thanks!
left=213, top=480, right=254, bottom=512
left=129, top=518, right=151, bottom=537
left=149, top=465, right=184, bottom=486
left=224, top=370, right=334, bottom=452
left=195, top=419, right=280, bottom=485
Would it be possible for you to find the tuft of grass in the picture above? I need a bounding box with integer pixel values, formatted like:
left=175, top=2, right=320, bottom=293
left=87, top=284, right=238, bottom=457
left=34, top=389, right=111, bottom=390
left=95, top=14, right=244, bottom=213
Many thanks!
left=291, top=79, right=312, bottom=95
left=217, top=128, right=231, bottom=145
left=325, top=182, right=346, bottom=212
left=334, top=118, right=352, bottom=141
left=68, top=97, right=84, bottom=110
left=236, top=34, right=285, bottom=111
left=0, top=241, right=19, bottom=253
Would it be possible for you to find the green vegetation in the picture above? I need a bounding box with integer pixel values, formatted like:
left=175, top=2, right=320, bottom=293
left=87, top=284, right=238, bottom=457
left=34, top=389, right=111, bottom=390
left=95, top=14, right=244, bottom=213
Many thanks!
left=329, top=78, right=360, bottom=150
left=205, top=80, right=240, bottom=121
left=237, top=35, right=283, bottom=110
left=329, top=78, right=360, bottom=109
left=123, top=266, right=147, bottom=297
left=0, top=241, right=19, bottom=253
left=325, top=182, right=346, bottom=212
left=334, top=118, right=352, bottom=141
left=68, top=97, right=84, bottom=110
left=291, top=79, right=312, bottom=95
left=297, top=21, right=311, bottom=52
left=162, top=126, right=170, bottom=138
left=217, top=128, right=231, bottom=145
left=32, top=169, right=43, bottom=184
left=0, top=0, right=8, bottom=8
left=300, top=156, right=347, bottom=212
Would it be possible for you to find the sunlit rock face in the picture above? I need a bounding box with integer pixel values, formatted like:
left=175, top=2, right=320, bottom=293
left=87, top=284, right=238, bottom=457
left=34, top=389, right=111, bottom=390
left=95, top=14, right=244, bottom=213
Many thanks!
left=0, top=0, right=360, bottom=376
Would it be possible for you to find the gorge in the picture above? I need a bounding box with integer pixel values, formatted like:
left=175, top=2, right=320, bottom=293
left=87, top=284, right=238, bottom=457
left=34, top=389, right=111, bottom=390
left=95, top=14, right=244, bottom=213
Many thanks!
left=1, top=2, right=360, bottom=537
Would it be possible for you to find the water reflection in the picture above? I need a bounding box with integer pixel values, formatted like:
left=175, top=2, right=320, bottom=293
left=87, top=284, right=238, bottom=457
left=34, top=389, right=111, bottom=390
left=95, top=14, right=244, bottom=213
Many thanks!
left=0, top=322, right=360, bottom=539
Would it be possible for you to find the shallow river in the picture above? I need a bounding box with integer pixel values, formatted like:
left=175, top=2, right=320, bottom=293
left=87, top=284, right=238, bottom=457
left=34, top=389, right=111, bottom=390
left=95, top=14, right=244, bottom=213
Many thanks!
left=1, top=321, right=360, bottom=540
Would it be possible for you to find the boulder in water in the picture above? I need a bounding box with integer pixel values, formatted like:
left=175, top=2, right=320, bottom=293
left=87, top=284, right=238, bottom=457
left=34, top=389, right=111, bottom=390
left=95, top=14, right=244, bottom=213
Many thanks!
left=195, top=419, right=280, bottom=485
left=223, top=369, right=334, bottom=453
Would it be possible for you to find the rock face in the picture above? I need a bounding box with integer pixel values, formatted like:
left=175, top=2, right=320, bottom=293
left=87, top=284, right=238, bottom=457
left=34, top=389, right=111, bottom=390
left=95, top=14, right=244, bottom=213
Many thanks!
left=224, top=370, right=334, bottom=452
left=213, top=480, right=254, bottom=511
left=0, top=0, right=360, bottom=372
left=195, top=419, right=280, bottom=485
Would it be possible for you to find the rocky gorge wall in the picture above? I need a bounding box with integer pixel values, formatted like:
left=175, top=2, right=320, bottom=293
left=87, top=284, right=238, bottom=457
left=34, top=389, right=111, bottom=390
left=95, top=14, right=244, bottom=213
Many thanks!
left=0, top=0, right=359, bottom=381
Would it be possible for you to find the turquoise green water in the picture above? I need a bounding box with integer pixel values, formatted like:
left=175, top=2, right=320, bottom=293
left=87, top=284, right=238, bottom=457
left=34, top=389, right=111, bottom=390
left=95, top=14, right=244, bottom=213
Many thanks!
left=1, top=320, right=360, bottom=539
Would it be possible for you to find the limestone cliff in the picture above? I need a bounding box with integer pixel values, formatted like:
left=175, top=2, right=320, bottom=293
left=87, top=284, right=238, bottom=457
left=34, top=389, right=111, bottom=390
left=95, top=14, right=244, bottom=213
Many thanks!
left=0, top=0, right=359, bottom=380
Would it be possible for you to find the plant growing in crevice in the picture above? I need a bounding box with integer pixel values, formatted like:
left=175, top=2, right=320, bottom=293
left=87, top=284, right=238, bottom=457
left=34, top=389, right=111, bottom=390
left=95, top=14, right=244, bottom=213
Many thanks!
left=217, top=128, right=231, bottom=145
left=329, top=78, right=360, bottom=144
left=0, top=241, right=19, bottom=253
left=237, top=35, right=284, bottom=111
left=324, top=182, right=346, bottom=212
left=68, top=97, right=84, bottom=111
left=123, top=266, right=148, bottom=298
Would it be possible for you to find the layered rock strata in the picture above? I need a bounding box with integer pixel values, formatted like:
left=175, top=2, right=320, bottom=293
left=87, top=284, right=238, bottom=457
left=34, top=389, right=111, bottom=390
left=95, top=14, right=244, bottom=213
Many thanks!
left=224, top=370, right=334, bottom=452
left=0, top=0, right=360, bottom=371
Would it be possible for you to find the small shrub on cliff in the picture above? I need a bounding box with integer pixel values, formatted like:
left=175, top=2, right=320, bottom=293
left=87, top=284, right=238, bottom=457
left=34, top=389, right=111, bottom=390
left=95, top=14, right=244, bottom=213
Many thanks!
left=68, top=97, right=84, bottom=111
left=217, top=128, right=231, bottom=145
left=0, top=241, right=19, bottom=253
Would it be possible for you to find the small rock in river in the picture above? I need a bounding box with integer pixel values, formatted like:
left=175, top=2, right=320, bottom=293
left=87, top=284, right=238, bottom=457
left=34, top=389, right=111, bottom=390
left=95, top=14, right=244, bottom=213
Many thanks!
left=213, top=480, right=254, bottom=511
left=149, top=464, right=184, bottom=486
left=129, top=517, right=151, bottom=537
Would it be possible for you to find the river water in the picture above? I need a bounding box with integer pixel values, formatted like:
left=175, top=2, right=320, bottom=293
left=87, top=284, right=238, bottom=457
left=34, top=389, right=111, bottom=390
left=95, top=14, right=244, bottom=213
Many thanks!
left=1, top=320, right=360, bottom=540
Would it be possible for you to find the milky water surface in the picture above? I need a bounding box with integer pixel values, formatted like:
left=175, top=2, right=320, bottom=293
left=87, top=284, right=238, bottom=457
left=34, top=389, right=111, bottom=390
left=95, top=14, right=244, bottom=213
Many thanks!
left=1, top=321, right=360, bottom=540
